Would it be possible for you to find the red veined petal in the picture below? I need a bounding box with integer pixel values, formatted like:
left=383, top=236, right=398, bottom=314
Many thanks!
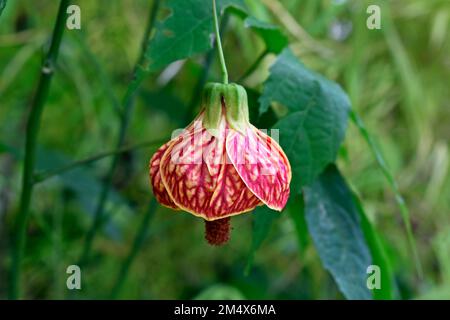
left=159, top=116, right=261, bottom=220
left=148, top=112, right=206, bottom=210
left=149, top=141, right=179, bottom=210
left=208, top=156, right=262, bottom=219
left=226, top=126, right=291, bottom=211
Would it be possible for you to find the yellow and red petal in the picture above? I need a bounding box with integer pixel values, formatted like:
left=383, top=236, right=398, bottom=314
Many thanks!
left=159, top=116, right=260, bottom=220
left=226, top=126, right=291, bottom=211
left=148, top=112, right=206, bottom=210
left=149, top=141, right=179, bottom=210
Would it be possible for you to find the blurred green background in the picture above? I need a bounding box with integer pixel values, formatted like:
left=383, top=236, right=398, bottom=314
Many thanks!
left=0, top=0, right=449, bottom=299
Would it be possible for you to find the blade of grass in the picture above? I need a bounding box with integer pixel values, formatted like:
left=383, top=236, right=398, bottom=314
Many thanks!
left=261, top=0, right=332, bottom=58
left=8, top=0, right=70, bottom=300
left=0, top=35, right=45, bottom=95
left=350, top=110, right=423, bottom=278
left=381, top=3, right=423, bottom=141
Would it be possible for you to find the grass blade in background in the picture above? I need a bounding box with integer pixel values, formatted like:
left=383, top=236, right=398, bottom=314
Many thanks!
left=350, top=110, right=423, bottom=278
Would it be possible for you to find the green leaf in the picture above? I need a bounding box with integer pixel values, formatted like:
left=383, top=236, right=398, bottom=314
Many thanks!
left=245, top=87, right=277, bottom=129
left=352, top=194, right=395, bottom=300
left=145, top=0, right=246, bottom=72
left=245, top=205, right=279, bottom=273
left=263, top=49, right=350, bottom=192
left=304, top=165, right=372, bottom=300
left=244, top=16, right=288, bottom=53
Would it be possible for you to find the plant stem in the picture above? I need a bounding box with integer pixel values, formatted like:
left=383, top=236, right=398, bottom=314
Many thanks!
left=212, top=0, right=228, bottom=84
left=8, top=0, right=69, bottom=300
left=110, top=198, right=158, bottom=299
left=78, top=0, right=160, bottom=267
left=184, top=13, right=229, bottom=124
left=33, top=138, right=167, bottom=183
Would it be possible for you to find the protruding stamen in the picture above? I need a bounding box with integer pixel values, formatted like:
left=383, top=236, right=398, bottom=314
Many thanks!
left=205, top=217, right=231, bottom=245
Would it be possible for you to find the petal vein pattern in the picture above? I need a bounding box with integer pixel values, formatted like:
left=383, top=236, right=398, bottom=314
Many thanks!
left=149, top=114, right=204, bottom=210
left=159, top=115, right=261, bottom=220
left=149, top=141, right=179, bottom=210
left=226, top=126, right=291, bottom=211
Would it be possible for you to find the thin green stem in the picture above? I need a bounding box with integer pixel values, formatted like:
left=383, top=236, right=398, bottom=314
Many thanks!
left=110, top=198, right=158, bottom=299
left=212, top=0, right=228, bottom=84
left=183, top=13, right=229, bottom=124
left=137, top=0, right=159, bottom=68
left=350, top=110, right=423, bottom=278
left=33, top=138, right=167, bottom=183
left=78, top=0, right=160, bottom=267
left=8, top=0, right=70, bottom=300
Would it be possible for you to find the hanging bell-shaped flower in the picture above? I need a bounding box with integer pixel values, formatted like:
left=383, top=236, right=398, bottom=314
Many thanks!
left=149, top=83, right=291, bottom=245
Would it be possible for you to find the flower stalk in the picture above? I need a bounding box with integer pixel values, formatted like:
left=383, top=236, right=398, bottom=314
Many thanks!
left=213, top=0, right=228, bottom=84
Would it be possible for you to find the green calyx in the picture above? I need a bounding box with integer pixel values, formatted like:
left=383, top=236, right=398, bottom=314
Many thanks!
left=202, top=82, right=250, bottom=134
